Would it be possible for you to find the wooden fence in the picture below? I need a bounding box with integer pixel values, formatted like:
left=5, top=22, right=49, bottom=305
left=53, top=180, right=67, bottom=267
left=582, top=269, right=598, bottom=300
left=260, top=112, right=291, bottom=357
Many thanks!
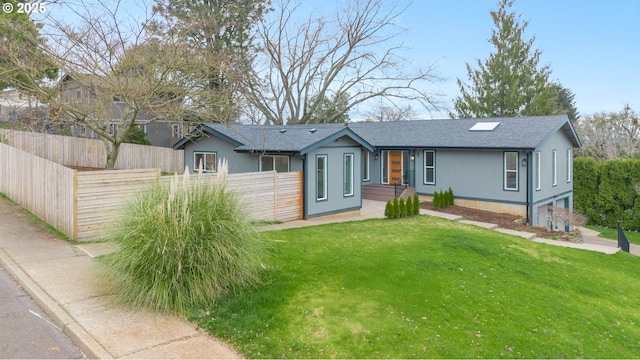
left=0, top=129, right=184, bottom=173
left=0, top=143, right=76, bottom=237
left=1, top=141, right=302, bottom=241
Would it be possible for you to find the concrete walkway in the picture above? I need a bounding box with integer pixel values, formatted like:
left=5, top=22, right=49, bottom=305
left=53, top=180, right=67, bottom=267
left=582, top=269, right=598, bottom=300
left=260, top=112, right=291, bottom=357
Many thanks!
left=0, top=198, right=632, bottom=359
left=0, top=197, right=241, bottom=359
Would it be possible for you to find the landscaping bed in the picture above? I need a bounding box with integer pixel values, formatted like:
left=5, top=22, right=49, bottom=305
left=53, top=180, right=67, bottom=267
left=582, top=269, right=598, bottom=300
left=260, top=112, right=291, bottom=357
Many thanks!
left=420, top=201, right=573, bottom=239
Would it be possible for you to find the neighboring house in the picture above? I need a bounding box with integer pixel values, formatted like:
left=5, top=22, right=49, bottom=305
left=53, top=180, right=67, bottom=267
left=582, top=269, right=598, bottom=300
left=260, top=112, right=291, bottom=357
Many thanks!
left=53, top=74, right=182, bottom=147
left=175, top=115, right=581, bottom=229
left=0, top=89, right=48, bottom=130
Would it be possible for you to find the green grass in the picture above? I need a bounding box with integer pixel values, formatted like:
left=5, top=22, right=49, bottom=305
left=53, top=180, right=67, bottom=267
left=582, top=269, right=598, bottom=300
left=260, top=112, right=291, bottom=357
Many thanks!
left=585, top=224, right=640, bottom=245
left=189, top=215, right=640, bottom=358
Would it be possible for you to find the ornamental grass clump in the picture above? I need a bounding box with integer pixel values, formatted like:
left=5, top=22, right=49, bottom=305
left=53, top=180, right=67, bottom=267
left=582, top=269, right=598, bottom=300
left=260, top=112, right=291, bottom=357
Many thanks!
left=100, top=160, right=267, bottom=314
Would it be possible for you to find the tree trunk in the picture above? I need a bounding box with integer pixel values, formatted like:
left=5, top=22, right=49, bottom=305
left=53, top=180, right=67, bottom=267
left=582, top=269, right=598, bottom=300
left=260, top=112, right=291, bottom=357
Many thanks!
left=104, top=140, right=121, bottom=170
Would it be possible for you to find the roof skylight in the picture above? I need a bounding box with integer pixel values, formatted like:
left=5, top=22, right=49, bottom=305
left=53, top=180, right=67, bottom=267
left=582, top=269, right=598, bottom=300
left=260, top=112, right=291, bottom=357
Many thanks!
left=469, top=122, right=500, bottom=131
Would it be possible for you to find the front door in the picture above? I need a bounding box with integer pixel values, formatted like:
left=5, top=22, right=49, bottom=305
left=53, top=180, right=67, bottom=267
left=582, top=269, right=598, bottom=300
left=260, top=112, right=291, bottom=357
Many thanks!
left=389, top=150, right=404, bottom=185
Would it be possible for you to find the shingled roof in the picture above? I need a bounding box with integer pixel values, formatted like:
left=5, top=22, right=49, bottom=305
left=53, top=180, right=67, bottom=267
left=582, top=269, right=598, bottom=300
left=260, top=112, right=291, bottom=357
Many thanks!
left=347, top=115, right=581, bottom=149
left=174, top=115, right=580, bottom=151
left=174, top=123, right=374, bottom=154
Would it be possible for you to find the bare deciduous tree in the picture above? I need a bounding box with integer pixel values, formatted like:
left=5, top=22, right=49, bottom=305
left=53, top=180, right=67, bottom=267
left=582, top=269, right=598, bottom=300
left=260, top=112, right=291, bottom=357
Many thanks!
left=2, top=1, right=230, bottom=169
left=243, top=0, right=441, bottom=125
left=575, top=105, right=640, bottom=160
left=538, top=205, right=587, bottom=233
left=367, top=101, right=417, bottom=122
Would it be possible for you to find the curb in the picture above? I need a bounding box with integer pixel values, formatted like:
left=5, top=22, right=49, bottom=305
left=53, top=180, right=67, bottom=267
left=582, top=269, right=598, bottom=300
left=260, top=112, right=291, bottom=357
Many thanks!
left=0, top=247, right=112, bottom=359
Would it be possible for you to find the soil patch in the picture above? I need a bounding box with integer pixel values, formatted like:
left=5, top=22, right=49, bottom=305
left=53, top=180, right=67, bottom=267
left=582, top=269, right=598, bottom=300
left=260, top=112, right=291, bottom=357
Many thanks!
left=66, top=166, right=105, bottom=171
left=421, top=201, right=577, bottom=240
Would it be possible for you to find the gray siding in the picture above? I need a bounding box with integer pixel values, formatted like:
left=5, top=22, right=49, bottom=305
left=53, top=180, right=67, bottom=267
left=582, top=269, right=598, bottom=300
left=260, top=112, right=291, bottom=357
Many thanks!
left=414, top=149, right=527, bottom=205
left=182, top=134, right=255, bottom=173
left=305, top=136, right=363, bottom=218
left=530, top=130, right=575, bottom=228
left=181, top=133, right=306, bottom=174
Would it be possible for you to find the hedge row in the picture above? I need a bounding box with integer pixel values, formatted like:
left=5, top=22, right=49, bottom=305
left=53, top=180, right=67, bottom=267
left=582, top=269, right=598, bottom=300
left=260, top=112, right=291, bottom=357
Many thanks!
left=385, top=194, right=420, bottom=219
left=574, top=156, right=640, bottom=230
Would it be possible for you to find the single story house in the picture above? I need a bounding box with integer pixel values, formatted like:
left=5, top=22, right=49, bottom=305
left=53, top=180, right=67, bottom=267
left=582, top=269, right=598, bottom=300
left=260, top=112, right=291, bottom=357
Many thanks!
left=174, top=115, right=581, bottom=229
left=173, top=123, right=374, bottom=218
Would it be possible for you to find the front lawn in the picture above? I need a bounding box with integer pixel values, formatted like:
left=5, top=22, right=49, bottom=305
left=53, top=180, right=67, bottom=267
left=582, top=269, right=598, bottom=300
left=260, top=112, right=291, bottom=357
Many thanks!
left=585, top=224, right=640, bottom=245
left=190, top=216, right=640, bottom=358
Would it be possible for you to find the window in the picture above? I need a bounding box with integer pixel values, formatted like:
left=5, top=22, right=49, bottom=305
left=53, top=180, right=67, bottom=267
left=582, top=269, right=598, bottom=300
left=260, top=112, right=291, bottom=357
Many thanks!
left=566, top=149, right=572, bottom=183
left=194, top=152, right=216, bottom=172
left=381, top=150, right=389, bottom=184
left=317, top=155, right=327, bottom=201
left=424, top=150, right=435, bottom=184
left=112, top=95, right=123, bottom=103
left=552, top=150, right=557, bottom=186
left=79, top=125, right=87, bottom=136
left=108, top=123, right=117, bottom=136
left=363, top=151, right=370, bottom=181
left=504, top=152, right=518, bottom=191
left=344, top=153, right=354, bottom=196
left=76, top=89, right=82, bottom=100
left=260, top=155, right=290, bottom=172
left=171, top=123, right=182, bottom=138
left=535, top=151, right=541, bottom=190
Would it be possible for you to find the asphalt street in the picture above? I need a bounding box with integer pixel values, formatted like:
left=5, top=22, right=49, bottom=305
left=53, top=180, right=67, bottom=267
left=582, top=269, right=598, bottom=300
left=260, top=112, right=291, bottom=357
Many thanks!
left=0, top=263, right=84, bottom=359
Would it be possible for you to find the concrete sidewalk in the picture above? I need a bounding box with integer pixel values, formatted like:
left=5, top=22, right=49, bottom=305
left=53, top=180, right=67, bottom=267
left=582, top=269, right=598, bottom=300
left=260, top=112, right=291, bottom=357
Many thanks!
left=0, top=198, right=630, bottom=359
left=0, top=197, right=241, bottom=359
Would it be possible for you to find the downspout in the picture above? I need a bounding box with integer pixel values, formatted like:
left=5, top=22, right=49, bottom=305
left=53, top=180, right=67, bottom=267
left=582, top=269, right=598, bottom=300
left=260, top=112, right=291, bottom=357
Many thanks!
left=526, top=150, right=532, bottom=225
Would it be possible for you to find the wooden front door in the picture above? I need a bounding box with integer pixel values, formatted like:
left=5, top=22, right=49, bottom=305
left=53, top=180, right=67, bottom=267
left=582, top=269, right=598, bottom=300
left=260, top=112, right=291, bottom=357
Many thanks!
left=389, top=150, right=403, bottom=185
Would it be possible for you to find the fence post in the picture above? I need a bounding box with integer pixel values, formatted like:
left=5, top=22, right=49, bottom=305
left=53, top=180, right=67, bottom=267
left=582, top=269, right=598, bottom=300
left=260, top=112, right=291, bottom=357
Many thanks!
left=618, top=220, right=630, bottom=252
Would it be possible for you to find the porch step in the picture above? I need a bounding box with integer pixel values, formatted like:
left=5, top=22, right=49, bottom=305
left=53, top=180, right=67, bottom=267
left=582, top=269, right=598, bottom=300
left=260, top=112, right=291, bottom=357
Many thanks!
left=362, top=184, right=414, bottom=202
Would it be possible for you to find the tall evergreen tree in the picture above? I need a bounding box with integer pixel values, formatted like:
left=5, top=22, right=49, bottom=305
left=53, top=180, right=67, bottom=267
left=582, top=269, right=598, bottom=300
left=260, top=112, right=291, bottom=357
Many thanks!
left=553, top=83, right=579, bottom=122
left=452, top=0, right=560, bottom=118
left=152, top=0, right=270, bottom=123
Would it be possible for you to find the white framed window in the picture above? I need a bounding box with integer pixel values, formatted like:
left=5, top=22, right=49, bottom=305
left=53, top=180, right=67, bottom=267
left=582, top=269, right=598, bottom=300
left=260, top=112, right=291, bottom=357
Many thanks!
left=171, top=123, right=182, bottom=138
left=317, top=155, right=327, bottom=201
left=381, top=150, right=389, bottom=184
left=363, top=151, right=370, bottom=181
left=344, top=153, right=354, bottom=197
left=566, top=148, right=572, bottom=183
left=424, top=150, right=435, bottom=185
left=504, top=152, right=518, bottom=191
left=194, top=152, right=217, bottom=172
left=535, top=151, right=541, bottom=190
left=552, top=150, right=557, bottom=186
left=108, top=123, right=117, bottom=136
left=260, top=155, right=290, bottom=172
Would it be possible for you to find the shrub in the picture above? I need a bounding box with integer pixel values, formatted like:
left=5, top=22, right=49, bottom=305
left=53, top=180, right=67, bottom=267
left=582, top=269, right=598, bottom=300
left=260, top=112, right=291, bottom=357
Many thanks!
left=399, top=197, right=406, bottom=217
left=100, top=161, right=267, bottom=314
left=384, top=200, right=393, bottom=219
left=393, top=197, right=400, bottom=218
left=405, top=196, right=413, bottom=217
left=432, top=190, right=441, bottom=210
left=413, top=194, right=420, bottom=215
left=447, top=187, right=454, bottom=206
